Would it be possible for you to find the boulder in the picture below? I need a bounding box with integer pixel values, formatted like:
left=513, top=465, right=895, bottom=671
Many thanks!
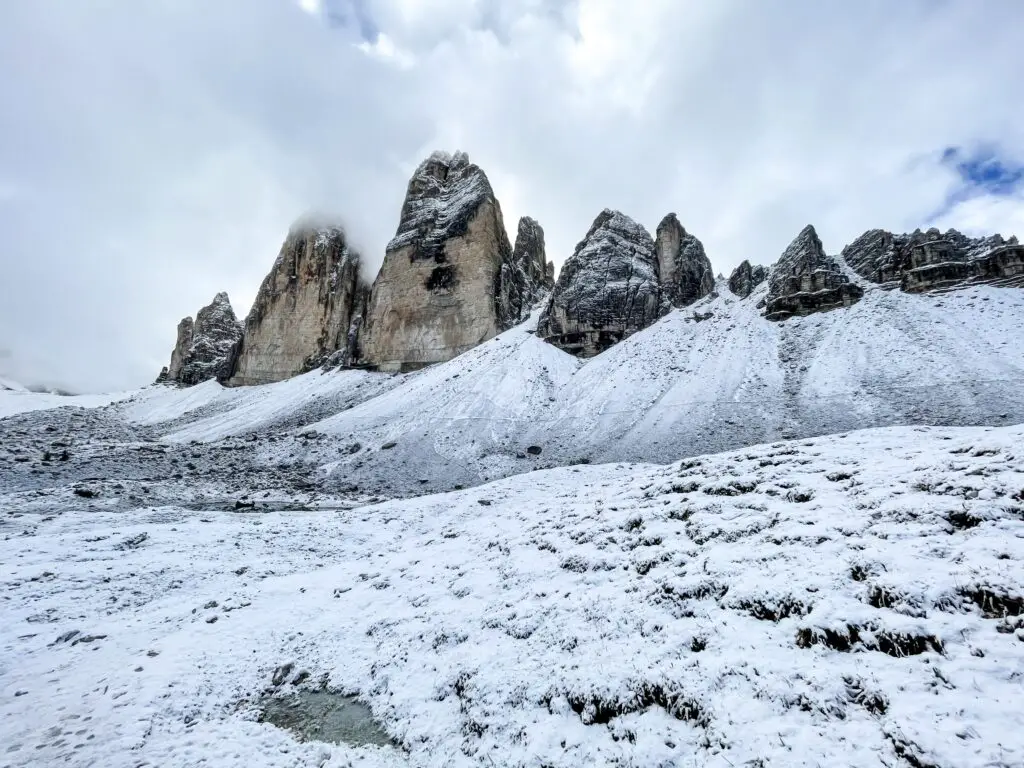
left=157, top=293, right=242, bottom=386
left=841, top=227, right=1024, bottom=292
left=228, top=223, right=369, bottom=386
left=655, top=213, right=714, bottom=307
left=765, top=225, right=863, bottom=321
left=727, top=260, right=768, bottom=299
left=537, top=209, right=665, bottom=356
left=359, top=151, right=517, bottom=372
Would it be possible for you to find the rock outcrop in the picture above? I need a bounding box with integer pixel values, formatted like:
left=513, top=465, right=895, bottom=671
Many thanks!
left=728, top=260, right=768, bottom=299
left=157, top=292, right=242, bottom=386
left=765, top=225, right=864, bottom=321
left=228, top=223, right=369, bottom=386
left=841, top=227, right=1024, bottom=293
left=655, top=213, right=714, bottom=307
left=359, top=151, right=519, bottom=372
left=537, top=209, right=665, bottom=356
left=497, top=216, right=553, bottom=325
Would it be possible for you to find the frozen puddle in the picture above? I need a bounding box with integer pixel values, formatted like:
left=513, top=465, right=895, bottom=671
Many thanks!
left=258, top=691, right=395, bottom=748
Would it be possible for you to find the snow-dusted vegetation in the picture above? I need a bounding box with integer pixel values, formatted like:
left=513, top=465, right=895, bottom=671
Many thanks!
left=2, top=416, right=1022, bottom=766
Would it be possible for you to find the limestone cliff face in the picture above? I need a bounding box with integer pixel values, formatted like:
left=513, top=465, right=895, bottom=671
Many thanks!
left=841, top=227, right=1024, bottom=292
left=537, top=209, right=665, bottom=357
left=497, top=216, right=552, bottom=325
left=228, top=224, right=368, bottom=386
left=728, top=260, right=768, bottom=299
left=655, top=213, right=714, bottom=307
left=156, top=293, right=242, bottom=386
left=359, top=151, right=518, bottom=372
left=765, top=225, right=864, bottom=321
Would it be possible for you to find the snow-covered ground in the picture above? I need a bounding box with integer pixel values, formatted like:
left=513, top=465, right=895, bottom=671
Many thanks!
left=0, top=384, right=133, bottom=419
left=2, top=423, right=1023, bottom=767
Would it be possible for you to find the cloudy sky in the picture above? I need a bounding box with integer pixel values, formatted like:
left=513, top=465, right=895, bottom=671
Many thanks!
left=1, top=1, right=1023, bottom=392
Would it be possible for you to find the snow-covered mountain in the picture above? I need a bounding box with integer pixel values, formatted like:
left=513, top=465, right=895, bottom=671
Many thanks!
left=105, top=278, right=1024, bottom=496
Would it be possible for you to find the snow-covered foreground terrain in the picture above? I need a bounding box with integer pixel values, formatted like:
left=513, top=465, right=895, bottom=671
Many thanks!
left=3, top=423, right=1023, bottom=767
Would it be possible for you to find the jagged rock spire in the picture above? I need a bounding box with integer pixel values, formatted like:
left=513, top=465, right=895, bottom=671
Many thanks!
left=765, top=225, right=863, bottom=320
left=359, top=151, right=516, bottom=372
left=728, top=260, right=768, bottom=299
left=157, top=292, right=242, bottom=386
left=228, top=222, right=368, bottom=386
left=537, top=209, right=665, bottom=357
left=655, top=213, right=714, bottom=307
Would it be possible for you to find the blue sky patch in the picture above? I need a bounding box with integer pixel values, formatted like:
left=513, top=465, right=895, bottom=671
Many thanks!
left=927, top=145, right=1024, bottom=222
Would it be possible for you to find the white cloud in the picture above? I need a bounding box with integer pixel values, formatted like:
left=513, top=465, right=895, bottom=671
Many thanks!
left=1, top=0, right=1023, bottom=391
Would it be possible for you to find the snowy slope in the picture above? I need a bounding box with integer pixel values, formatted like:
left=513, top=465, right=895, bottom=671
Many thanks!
left=11, top=281, right=1020, bottom=495
left=290, top=281, right=1023, bottom=494
left=0, top=375, right=27, bottom=392
left=0, top=385, right=133, bottom=419
left=121, top=367, right=403, bottom=442
left=2, top=423, right=1023, bottom=767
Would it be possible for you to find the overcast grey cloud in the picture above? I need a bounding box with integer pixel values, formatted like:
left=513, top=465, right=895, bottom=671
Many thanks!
left=1, top=0, right=1022, bottom=392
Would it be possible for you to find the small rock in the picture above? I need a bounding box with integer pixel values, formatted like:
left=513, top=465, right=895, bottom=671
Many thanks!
left=381, top=441, right=397, bottom=450
left=73, top=488, right=97, bottom=499
left=477, top=499, right=492, bottom=506
left=272, top=663, right=295, bottom=686
left=205, top=616, right=218, bottom=624
left=526, top=445, right=543, bottom=456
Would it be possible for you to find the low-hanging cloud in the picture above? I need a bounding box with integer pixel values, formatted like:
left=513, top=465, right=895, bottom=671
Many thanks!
left=1, top=0, right=1022, bottom=392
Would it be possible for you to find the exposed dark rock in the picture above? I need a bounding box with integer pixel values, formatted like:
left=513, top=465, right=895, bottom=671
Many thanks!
left=727, top=260, right=768, bottom=299
left=498, top=216, right=551, bottom=325
left=765, top=225, right=864, bottom=321
left=229, top=224, right=369, bottom=386
left=537, top=209, right=665, bottom=356
left=157, top=293, right=243, bottom=386
left=360, top=151, right=515, bottom=372
left=655, top=213, right=714, bottom=307
left=841, top=227, right=1024, bottom=292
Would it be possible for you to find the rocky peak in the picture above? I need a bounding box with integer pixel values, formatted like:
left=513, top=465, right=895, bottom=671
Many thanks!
left=360, top=151, right=515, bottom=372
left=386, top=151, right=500, bottom=264
left=765, top=225, right=864, bottom=321
left=537, top=209, right=665, bottom=357
left=655, top=213, right=714, bottom=307
left=498, top=216, right=551, bottom=325
left=157, top=292, right=242, bottom=386
left=727, top=260, right=768, bottom=299
left=228, top=223, right=368, bottom=386
left=842, top=226, right=1024, bottom=292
